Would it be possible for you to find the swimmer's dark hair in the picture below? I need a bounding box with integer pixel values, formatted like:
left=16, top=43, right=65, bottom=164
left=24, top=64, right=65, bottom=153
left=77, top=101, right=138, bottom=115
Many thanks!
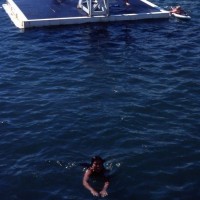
left=91, top=156, right=105, bottom=165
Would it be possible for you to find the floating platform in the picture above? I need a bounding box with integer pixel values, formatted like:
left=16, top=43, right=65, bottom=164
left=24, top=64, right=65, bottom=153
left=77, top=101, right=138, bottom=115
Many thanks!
left=2, top=0, right=169, bottom=29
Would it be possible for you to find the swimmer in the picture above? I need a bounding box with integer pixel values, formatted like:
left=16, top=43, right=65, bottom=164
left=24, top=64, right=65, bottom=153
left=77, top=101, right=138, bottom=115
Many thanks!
left=82, top=156, right=110, bottom=197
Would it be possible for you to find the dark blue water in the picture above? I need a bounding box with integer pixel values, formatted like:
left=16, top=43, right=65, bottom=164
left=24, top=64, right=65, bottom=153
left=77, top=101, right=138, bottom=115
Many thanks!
left=0, top=0, right=200, bottom=199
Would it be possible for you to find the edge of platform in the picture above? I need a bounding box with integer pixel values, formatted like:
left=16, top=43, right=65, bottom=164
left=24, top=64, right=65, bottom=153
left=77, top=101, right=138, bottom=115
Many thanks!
left=3, top=0, right=170, bottom=29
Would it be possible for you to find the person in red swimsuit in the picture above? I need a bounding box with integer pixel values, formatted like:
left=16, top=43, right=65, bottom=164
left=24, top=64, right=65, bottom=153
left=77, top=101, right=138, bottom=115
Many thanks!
left=82, top=156, right=110, bottom=197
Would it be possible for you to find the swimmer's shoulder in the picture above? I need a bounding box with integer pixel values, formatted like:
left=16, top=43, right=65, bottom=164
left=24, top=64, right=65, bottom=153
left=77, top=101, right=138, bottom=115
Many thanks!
left=85, top=167, right=93, bottom=174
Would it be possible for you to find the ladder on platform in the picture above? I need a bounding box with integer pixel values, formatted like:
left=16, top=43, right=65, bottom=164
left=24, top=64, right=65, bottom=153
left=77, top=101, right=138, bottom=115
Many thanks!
left=77, top=0, right=109, bottom=17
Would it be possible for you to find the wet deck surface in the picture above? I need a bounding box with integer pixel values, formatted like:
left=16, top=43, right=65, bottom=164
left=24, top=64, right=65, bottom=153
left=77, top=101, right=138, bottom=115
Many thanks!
left=13, top=0, right=159, bottom=19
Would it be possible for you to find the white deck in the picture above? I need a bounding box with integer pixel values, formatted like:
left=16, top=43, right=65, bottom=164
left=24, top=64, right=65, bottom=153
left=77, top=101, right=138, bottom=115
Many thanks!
left=3, top=0, right=169, bottom=29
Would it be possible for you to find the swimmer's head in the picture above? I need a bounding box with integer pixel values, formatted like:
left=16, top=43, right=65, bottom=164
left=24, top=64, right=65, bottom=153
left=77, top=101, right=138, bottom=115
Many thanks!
left=91, top=156, right=105, bottom=165
left=91, top=156, right=105, bottom=172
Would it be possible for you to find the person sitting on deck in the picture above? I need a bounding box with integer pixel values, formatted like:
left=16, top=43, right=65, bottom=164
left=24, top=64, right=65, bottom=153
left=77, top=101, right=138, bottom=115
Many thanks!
left=82, top=156, right=110, bottom=197
left=170, top=6, right=185, bottom=15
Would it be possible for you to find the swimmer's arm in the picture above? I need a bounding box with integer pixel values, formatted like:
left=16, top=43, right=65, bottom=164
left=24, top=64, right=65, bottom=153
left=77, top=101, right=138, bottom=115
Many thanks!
left=83, top=170, right=99, bottom=196
left=102, top=180, right=110, bottom=191
left=99, top=179, right=110, bottom=197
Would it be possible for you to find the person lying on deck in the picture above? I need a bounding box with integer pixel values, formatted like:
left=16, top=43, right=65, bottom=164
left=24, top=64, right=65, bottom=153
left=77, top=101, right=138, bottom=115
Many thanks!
left=170, top=6, right=185, bottom=15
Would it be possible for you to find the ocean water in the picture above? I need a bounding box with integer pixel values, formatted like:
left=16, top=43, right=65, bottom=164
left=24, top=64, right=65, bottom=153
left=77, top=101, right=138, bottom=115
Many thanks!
left=0, top=0, right=200, bottom=199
